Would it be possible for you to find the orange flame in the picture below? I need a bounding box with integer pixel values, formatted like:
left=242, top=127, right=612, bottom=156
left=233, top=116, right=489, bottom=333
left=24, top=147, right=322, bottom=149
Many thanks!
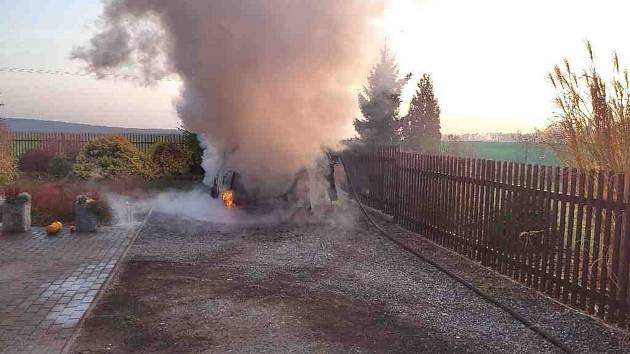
left=221, top=190, right=236, bottom=208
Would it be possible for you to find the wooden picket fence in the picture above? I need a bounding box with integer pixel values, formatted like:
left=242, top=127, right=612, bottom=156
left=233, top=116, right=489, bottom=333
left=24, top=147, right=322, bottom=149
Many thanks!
left=343, top=146, right=630, bottom=329
left=11, top=132, right=187, bottom=157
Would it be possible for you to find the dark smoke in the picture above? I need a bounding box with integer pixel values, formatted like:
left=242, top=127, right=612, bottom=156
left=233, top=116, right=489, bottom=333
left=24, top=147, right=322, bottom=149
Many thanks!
left=73, top=0, right=383, bottom=195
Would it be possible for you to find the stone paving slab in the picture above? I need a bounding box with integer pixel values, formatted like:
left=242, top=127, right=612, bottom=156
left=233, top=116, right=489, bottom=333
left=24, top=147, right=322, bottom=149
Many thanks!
left=0, top=226, right=134, bottom=354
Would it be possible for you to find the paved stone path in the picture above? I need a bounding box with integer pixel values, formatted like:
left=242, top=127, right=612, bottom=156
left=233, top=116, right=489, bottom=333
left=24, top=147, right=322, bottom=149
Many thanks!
left=0, top=226, right=134, bottom=354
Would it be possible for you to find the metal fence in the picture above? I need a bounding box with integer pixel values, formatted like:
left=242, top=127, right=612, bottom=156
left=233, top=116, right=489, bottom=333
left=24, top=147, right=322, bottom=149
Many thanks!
left=11, top=132, right=187, bottom=157
left=343, top=146, right=630, bottom=329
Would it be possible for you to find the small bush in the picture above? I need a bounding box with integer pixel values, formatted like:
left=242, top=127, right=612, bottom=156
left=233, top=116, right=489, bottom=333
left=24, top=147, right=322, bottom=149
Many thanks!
left=74, top=135, right=146, bottom=179
left=19, top=149, right=55, bottom=173
left=149, top=141, right=192, bottom=176
left=93, top=198, right=112, bottom=224
left=76, top=193, right=113, bottom=224
left=0, top=120, right=16, bottom=184
left=48, top=156, right=74, bottom=178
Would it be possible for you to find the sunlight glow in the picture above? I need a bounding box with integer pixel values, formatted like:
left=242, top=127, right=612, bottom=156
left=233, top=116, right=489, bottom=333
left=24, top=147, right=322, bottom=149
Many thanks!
left=384, top=0, right=630, bottom=133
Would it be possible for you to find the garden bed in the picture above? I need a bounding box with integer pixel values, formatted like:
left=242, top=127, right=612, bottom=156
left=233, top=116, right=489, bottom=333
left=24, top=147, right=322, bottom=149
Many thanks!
left=2, top=175, right=202, bottom=227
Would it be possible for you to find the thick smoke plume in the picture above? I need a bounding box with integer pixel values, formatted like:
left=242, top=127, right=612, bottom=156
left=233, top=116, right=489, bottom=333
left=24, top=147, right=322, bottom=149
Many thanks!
left=74, top=0, right=383, bottom=195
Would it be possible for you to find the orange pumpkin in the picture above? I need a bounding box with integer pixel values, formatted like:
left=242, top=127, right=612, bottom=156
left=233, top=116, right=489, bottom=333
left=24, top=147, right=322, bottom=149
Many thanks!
left=47, top=221, right=63, bottom=235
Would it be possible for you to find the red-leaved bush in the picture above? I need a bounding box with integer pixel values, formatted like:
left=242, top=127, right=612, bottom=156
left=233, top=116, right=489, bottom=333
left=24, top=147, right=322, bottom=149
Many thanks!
left=8, top=175, right=150, bottom=226
left=11, top=182, right=111, bottom=226
left=27, top=183, right=80, bottom=224
left=3, top=186, right=21, bottom=200
left=19, top=149, right=55, bottom=173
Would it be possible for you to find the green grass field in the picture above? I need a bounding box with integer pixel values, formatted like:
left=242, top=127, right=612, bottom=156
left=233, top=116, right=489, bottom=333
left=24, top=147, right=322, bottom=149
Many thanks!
left=442, top=141, right=563, bottom=166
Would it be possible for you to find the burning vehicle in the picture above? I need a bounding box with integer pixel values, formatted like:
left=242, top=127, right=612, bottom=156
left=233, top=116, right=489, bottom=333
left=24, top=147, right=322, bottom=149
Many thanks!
left=209, top=169, right=245, bottom=209
left=209, top=150, right=340, bottom=211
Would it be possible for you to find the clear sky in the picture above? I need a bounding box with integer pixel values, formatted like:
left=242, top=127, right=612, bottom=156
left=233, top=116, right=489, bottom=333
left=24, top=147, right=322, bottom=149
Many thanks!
left=1, top=0, right=630, bottom=133
left=0, top=0, right=180, bottom=129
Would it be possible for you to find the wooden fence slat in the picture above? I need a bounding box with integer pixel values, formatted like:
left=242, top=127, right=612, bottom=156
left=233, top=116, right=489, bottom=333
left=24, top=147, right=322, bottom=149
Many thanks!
left=480, top=160, right=490, bottom=266
left=378, top=149, right=383, bottom=210
left=408, top=154, right=415, bottom=230
left=445, top=156, right=453, bottom=248
left=562, top=168, right=578, bottom=302
left=590, top=171, right=605, bottom=316
left=539, top=165, right=552, bottom=292
left=439, top=157, right=446, bottom=245
left=581, top=171, right=595, bottom=310
left=443, top=156, right=451, bottom=249
left=553, top=167, right=570, bottom=298
left=522, top=164, right=533, bottom=285
left=571, top=170, right=587, bottom=307
left=510, top=162, right=519, bottom=275
left=458, top=158, right=467, bottom=256
left=410, top=153, right=415, bottom=230
left=490, top=161, right=503, bottom=271
left=369, top=151, right=376, bottom=209
left=430, top=155, right=437, bottom=240
left=430, top=155, right=438, bottom=242
left=422, top=155, right=430, bottom=233
left=534, top=164, right=547, bottom=289
left=414, top=154, right=421, bottom=234
left=619, top=184, right=630, bottom=327
left=464, top=159, right=472, bottom=257
left=599, top=171, right=615, bottom=318
left=434, top=155, right=442, bottom=243
left=415, top=155, right=423, bottom=231
left=471, top=159, right=480, bottom=262
left=482, top=159, right=487, bottom=264
left=608, top=173, right=625, bottom=322
left=405, top=153, right=413, bottom=228
left=528, top=164, right=541, bottom=288
left=499, top=161, right=510, bottom=274
left=460, top=157, right=468, bottom=254
left=506, top=162, right=516, bottom=277
left=515, top=163, right=526, bottom=280
left=442, top=156, right=448, bottom=244
left=398, top=152, right=404, bottom=225
left=452, top=157, right=460, bottom=250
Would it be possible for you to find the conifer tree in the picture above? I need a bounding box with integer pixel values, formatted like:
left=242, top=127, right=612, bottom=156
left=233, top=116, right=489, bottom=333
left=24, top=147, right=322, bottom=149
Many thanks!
left=400, top=73, right=441, bottom=153
left=354, top=48, right=409, bottom=148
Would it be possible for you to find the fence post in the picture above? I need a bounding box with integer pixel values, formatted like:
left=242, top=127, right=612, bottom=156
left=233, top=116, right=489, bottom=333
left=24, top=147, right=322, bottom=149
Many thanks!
left=618, top=184, right=630, bottom=327
left=393, top=148, right=401, bottom=224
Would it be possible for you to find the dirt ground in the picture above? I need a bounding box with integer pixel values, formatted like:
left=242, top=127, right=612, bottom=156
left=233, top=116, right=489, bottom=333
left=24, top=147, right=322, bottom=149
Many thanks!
left=70, top=204, right=630, bottom=354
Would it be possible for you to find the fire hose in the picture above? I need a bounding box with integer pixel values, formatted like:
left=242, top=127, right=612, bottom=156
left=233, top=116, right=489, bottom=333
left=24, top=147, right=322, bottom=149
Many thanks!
left=339, top=156, right=574, bottom=354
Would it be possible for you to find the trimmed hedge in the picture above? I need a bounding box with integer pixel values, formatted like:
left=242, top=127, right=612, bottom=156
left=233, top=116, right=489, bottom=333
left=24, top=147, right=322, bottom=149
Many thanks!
left=149, top=141, right=193, bottom=177
left=74, top=135, right=146, bottom=179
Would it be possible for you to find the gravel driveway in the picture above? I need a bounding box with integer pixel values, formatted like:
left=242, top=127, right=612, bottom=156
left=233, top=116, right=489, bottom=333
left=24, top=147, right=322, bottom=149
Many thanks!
left=70, top=201, right=630, bottom=353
